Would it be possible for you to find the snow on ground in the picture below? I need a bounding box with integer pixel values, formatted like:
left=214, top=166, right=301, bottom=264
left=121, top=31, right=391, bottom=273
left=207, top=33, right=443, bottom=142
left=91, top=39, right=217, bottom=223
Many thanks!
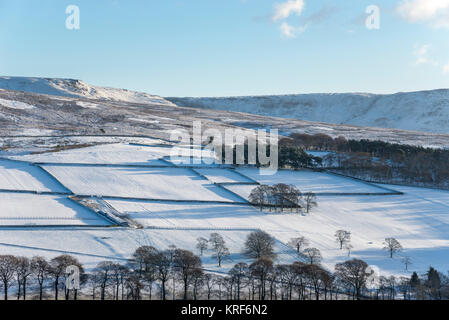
left=41, top=165, right=242, bottom=202
left=0, top=159, right=66, bottom=192
left=234, top=168, right=388, bottom=194
left=0, top=97, right=35, bottom=110
left=0, top=194, right=110, bottom=226
left=0, top=76, right=175, bottom=106
left=15, top=128, right=56, bottom=136
left=1, top=136, right=168, bottom=157
left=193, top=168, right=255, bottom=184
left=76, top=101, right=99, bottom=109
left=0, top=229, right=131, bottom=270
left=10, top=143, right=215, bottom=166
left=0, top=142, right=449, bottom=276
left=267, top=187, right=449, bottom=277
left=167, top=89, right=449, bottom=134
left=0, top=228, right=295, bottom=271
left=106, top=185, right=449, bottom=277
left=221, top=184, right=262, bottom=200
left=10, top=143, right=170, bottom=165
left=105, top=201, right=264, bottom=228
left=128, top=118, right=160, bottom=124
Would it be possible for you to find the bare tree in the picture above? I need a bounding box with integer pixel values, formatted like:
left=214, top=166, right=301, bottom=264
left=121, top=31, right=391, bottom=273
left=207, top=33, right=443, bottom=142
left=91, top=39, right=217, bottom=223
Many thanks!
left=335, top=259, right=371, bottom=300
left=276, top=264, right=297, bottom=300
left=117, top=265, right=129, bottom=300
left=173, top=249, right=202, bottom=300
left=131, top=246, right=159, bottom=299
left=49, top=255, right=83, bottom=300
left=345, top=244, right=354, bottom=257
left=31, top=256, right=50, bottom=300
left=272, top=184, right=302, bottom=212
left=15, top=256, right=31, bottom=300
left=94, top=261, right=115, bottom=300
left=202, top=273, right=217, bottom=300
left=335, top=230, right=351, bottom=250
left=229, top=262, right=249, bottom=300
left=191, top=268, right=204, bottom=300
left=210, top=233, right=230, bottom=267
left=132, top=246, right=158, bottom=276
left=109, top=263, right=127, bottom=300
left=196, top=237, right=209, bottom=256
left=288, top=236, right=309, bottom=253
left=383, top=238, right=403, bottom=258
left=398, top=276, right=412, bottom=300
left=243, top=230, right=276, bottom=260
left=64, top=256, right=84, bottom=300
left=402, top=256, right=412, bottom=271
left=304, top=264, right=327, bottom=300
left=0, top=255, right=17, bottom=300
left=249, top=257, right=273, bottom=300
left=125, top=274, right=143, bottom=300
left=249, top=185, right=269, bottom=211
left=302, top=248, right=322, bottom=265
left=303, top=193, right=318, bottom=214
left=154, top=250, right=171, bottom=300
left=88, top=272, right=101, bottom=300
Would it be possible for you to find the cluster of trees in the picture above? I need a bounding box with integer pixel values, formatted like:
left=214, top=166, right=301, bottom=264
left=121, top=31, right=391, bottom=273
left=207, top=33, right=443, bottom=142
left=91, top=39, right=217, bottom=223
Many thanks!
left=281, top=133, right=449, bottom=188
left=278, top=146, right=322, bottom=169
left=248, top=184, right=317, bottom=214
left=215, top=142, right=320, bottom=169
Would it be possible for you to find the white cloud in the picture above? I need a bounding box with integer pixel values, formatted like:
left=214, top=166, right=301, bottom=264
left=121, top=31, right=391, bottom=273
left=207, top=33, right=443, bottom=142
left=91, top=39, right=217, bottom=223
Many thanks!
left=414, top=44, right=432, bottom=64
left=412, top=44, right=449, bottom=74
left=397, top=0, right=449, bottom=28
left=444, top=62, right=449, bottom=74
left=279, top=22, right=306, bottom=38
left=413, top=44, right=440, bottom=67
left=273, top=0, right=305, bottom=22
left=280, top=22, right=295, bottom=37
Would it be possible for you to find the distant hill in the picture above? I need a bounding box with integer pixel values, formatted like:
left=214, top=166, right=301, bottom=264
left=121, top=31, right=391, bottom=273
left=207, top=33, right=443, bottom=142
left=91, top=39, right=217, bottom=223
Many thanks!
left=167, top=90, right=449, bottom=134
left=0, top=76, right=174, bottom=106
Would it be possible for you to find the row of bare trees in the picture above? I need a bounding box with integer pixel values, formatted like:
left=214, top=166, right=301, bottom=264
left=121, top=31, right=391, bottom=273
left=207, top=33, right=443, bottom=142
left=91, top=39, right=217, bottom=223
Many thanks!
left=0, top=230, right=441, bottom=300
left=0, top=254, right=83, bottom=300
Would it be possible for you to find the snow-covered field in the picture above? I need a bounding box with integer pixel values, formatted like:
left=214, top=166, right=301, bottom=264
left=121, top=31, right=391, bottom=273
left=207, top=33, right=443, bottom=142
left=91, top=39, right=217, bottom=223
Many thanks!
left=106, top=186, right=449, bottom=276
left=0, top=228, right=294, bottom=271
left=0, top=159, right=66, bottom=192
left=10, top=143, right=216, bottom=167
left=232, top=168, right=389, bottom=194
left=40, top=165, right=241, bottom=202
left=105, top=201, right=263, bottom=229
left=0, top=193, right=110, bottom=226
left=0, top=142, right=448, bottom=276
left=12, top=143, right=173, bottom=166
left=193, top=168, right=255, bottom=184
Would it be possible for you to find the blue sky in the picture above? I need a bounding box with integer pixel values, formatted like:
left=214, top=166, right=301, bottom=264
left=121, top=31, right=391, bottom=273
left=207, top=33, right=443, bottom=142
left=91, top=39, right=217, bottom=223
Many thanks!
left=0, top=0, right=448, bottom=96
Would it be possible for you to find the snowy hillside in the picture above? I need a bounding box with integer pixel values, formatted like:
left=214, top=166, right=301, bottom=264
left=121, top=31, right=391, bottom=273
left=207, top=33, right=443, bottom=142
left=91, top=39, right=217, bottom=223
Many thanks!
left=2, top=142, right=449, bottom=276
left=0, top=76, right=174, bottom=106
left=167, top=90, right=449, bottom=134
